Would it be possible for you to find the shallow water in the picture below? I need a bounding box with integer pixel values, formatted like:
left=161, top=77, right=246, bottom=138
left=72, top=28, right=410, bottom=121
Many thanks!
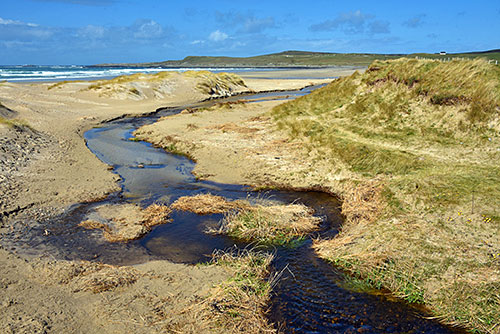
left=4, top=87, right=465, bottom=333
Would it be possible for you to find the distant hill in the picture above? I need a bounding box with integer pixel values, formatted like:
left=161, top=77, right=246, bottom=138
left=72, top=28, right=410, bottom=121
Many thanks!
left=463, top=48, right=500, bottom=54
left=91, top=49, right=500, bottom=68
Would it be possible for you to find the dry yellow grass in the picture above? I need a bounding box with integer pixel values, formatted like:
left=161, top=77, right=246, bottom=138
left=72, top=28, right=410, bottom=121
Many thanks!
left=86, top=71, right=172, bottom=90
left=171, top=193, right=250, bottom=215
left=142, top=203, right=173, bottom=228
left=340, top=180, right=386, bottom=225
left=184, top=71, right=247, bottom=96
left=0, top=116, right=30, bottom=128
left=78, top=220, right=112, bottom=234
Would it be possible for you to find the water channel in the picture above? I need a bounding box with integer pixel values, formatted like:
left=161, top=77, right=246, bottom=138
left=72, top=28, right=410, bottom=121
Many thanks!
left=7, top=86, right=465, bottom=333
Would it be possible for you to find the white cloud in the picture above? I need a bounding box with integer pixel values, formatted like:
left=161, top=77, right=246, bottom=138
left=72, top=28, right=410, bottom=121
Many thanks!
left=0, top=17, right=38, bottom=27
left=216, top=12, right=276, bottom=34
left=77, top=25, right=106, bottom=39
left=310, top=10, right=372, bottom=33
left=133, top=20, right=163, bottom=39
left=0, top=17, right=52, bottom=41
left=309, top=10, right=389, bottom=35
left=1, top=40, right=34, bottom=49
left=242, top=17, right=275, bottom=34
left=209, top=30, right=228, bottom=42
left=403, top=14, right=426, bottom=28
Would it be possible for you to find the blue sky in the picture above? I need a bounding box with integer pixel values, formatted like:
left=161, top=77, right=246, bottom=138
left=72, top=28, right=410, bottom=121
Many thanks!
left=1, top=0, right=499, bottom=64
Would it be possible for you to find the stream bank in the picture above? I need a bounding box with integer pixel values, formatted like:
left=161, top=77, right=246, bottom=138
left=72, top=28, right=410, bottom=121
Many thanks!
left=73, top=88, right=464, bottom=333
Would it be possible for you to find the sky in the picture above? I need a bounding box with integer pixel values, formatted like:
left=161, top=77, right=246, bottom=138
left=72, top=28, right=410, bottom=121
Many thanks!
left=0, top=0, right=499, bottom=65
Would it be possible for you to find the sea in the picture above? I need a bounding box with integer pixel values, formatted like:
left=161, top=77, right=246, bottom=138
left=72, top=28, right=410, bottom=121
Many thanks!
left=0, top=65, right=268, bottom=82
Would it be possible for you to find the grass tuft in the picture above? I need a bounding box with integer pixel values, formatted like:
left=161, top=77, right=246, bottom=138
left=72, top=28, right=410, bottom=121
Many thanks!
left=86, top=71, right=172, bottom=90
left=202, top=248, right=277, bottom=333
left=47, top=80, right=84, bottom=90
left=216, top=203, right=321, bottom=245
left=185, top=71, right=247, bottom=96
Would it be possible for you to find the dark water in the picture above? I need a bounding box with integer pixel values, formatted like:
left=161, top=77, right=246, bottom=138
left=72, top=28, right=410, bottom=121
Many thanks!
left=4, top=87, right=465, bottom=333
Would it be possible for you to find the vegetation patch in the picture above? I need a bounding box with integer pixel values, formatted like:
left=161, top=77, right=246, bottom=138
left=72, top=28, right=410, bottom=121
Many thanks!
left=86, top=71, right=172, bottom=90
left=211, top=122, right=259, bottom=135
left=271, top=58, right=500, bottom=333
left=215, top=203, right=322, bottom=245
left=47, top=80, right=84, bottom=90
left=0, top=117, right=30, bottom=129
left=112, top=50, right=500, bottom=68
left=171, top=193, right=250, bottom=215
left=79, top=203, right=172, bottom=242
left=82, top=71, right=175, bottom=99
left=181, top=100, right=247, bottom=115
left=184, top=71, right=247, bottom=97
left=201, top=248, right=276, bottom=333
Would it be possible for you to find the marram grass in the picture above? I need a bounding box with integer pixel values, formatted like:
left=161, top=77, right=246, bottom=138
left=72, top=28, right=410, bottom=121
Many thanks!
left=272, top=58, right=500, bottom=333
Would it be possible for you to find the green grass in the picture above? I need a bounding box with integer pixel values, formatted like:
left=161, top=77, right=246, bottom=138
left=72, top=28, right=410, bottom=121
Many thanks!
left=363, top=58, right=500, bottom=122
left=162, top=142, right=194, bottom=159
left=92, top=50, right=500, bottom=68
left=272, top=58, right=500, bottom=333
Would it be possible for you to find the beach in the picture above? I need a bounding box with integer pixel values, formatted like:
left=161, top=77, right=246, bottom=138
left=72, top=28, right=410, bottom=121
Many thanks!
left=0, top=68, right=353, bottom=333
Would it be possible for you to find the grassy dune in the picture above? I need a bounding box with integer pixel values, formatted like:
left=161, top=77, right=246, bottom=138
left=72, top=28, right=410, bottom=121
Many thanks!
left=271, top=58, right=500, bottom=333
left=50, top=71, right=248, bottom=99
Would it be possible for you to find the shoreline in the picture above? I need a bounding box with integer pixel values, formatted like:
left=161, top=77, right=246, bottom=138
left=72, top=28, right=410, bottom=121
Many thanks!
left=0, top=66, right=364, bottom=83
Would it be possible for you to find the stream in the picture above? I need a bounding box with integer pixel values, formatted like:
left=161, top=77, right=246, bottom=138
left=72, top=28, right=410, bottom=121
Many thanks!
left=6, top=87, right=465, bottom=333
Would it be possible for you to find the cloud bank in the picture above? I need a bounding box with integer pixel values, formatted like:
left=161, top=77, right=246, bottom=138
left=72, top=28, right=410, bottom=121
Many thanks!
left=309, top=10, right=390, bottom=35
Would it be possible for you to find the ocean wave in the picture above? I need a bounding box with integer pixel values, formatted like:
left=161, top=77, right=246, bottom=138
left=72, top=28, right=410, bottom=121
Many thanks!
left=0, top=66, right=263, bottom=82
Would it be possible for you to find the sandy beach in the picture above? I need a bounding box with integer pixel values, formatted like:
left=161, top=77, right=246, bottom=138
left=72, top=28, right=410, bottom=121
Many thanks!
left=0, top=68, right=356, bottom=333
